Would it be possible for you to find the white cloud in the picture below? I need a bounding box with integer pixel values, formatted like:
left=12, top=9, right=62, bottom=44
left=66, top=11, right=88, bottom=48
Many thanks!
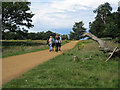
left=29, top=0, right=118, bottom=33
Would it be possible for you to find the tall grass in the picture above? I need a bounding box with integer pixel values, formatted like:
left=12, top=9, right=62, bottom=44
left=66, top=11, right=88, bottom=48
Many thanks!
left=2, top=40, right=119, bottom=88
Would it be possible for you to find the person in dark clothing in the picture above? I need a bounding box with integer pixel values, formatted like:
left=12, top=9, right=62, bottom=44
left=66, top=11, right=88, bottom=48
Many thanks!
left=55, top=34, right=60, bottom=52
left=58, top=35, right=62, bottom=51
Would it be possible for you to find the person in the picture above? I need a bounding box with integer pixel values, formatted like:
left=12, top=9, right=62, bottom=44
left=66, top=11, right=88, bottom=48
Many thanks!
left=52, top=37, right=55, bottom=51
left=58, top=35, right=62, bottom=51
left=49, top=36, right=53, bottom=52
left=55, top=34, right=60, bottom=52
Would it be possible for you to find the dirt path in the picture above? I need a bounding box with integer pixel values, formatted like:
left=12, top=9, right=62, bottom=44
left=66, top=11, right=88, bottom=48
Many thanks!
left=2, top=41, right=78, bottom=84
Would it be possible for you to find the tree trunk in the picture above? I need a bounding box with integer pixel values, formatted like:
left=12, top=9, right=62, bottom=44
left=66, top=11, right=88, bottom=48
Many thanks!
left=82, top=32, right=120, bottom=52
left=100, top=14, right=106, bottom=25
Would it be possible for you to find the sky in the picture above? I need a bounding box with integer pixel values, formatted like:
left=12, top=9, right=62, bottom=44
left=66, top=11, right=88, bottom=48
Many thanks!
left=28, top=0, right=119, bottom=34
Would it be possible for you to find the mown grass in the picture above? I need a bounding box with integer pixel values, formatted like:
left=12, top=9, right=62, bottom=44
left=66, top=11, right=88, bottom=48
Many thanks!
left=2, top=40, right=70, bottom=58
left=2, top=40, right=119, bottom=88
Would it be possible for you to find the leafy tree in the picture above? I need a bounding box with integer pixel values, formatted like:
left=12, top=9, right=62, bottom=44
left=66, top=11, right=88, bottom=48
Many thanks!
left=61, top=34, right=68, bottom=40
left=89, top=18, right=105, bottom=37
left=2, top=2, right=34, bottom=32
left=44, top=31, right=56, bottom=40
left=117, top=6, right=120, bottom=34
left=89, top=2, right=120, bottom=42
left=69, top=32, right=75, bottom=40
left=2, top=31, right=16, bottom=40
left=70, top=21, right=86, bottom=40
left=93, top=2, right=112, bottom=25
left=103, top=12, right=120, bottom=38
left=27, top=33, right=36, bottom=40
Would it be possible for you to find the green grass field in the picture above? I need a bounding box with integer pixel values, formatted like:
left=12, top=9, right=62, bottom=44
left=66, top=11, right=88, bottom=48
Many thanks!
left=2, top=40, right=119, bottom=88
left=2, top=40, right=70, bottom=58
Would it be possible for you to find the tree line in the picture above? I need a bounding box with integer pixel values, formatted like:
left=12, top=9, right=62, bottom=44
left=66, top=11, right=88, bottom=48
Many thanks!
left=2, top=30, right=68, bottom=40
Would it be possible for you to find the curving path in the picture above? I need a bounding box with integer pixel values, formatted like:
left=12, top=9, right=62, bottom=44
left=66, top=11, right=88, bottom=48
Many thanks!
left=2, top=41, right=78, bottom=84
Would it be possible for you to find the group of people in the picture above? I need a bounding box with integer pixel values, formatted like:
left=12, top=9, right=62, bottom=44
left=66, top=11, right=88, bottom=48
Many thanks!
left=47, top=34, right=62, bottom=52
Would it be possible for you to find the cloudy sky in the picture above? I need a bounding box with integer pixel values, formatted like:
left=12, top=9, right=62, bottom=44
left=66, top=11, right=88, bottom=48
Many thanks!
left=28, top=0, right=118, bottom=34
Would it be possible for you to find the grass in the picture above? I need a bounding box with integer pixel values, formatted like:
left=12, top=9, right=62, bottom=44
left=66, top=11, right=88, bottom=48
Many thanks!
left=2, top=40, right=119, bottom=88
left=2, top=40, right=70, bottom=58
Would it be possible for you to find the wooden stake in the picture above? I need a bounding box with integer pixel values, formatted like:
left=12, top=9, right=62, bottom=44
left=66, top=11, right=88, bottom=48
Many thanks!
left=73, top=56, right=77, bottom=61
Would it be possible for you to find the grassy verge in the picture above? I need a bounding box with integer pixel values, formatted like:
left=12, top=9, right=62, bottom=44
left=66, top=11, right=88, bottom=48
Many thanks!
left=2, top=40, right=70, bottom=58
left=2, top=40, right=119, bottom=88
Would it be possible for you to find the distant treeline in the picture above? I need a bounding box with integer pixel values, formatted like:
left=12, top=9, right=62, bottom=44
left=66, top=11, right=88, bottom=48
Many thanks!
left=2, top=30, right=68, bottom=40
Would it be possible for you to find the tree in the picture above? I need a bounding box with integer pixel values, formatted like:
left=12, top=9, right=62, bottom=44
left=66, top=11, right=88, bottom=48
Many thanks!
left=69, top=31, right=75, bottom=40
left=103, top=12, right=119, bottom=38
left=89, top=18, right=105, bottom=38
left=44, top=31, right=56, bottom=40
left=71, top=21, right=86, bottom=40
left=117, top=6, right=120, bottom=35
left=90, top=2, right=120, bottom=40
left=61, top=34, right=68, bottom=40
left=93, top=2, right=112, bottom=25
left=2, top=2, right=34, bottom=32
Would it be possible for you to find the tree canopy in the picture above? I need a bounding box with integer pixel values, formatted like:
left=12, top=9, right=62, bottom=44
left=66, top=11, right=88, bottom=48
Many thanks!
left=69, top=21, right=86, bottom=40
left=89, top=2, right=120, bottom=41
left=2, top=2, right=34, bottom=32
left=93, top=2, right=112, bottom=25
